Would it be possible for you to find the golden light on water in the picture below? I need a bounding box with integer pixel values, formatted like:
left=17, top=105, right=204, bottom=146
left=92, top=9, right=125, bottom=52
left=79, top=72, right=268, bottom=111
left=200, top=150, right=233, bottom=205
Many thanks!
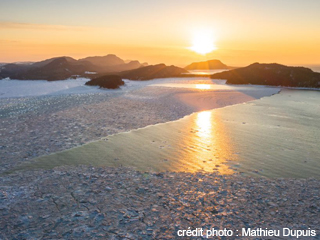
left=195, top=84, right=211, bottom=90
left=22, top=108, right=236, bottom=174
left=177, top=110, right=234, bottom=174
left=196, top=111, right=212, bottom=139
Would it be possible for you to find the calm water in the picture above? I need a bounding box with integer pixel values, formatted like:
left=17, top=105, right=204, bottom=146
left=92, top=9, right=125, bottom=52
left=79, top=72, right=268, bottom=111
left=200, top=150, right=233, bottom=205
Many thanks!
left=13, top=89, right=320, bottom=178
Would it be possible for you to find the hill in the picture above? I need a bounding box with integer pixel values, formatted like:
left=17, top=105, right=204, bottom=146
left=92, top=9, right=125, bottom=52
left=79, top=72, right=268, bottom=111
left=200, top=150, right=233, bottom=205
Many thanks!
left=185, top=59, right=230, bottom=70
left=79, top=54, right=124, bottom=66
left=0, top=55, right=146, bottom=81
left=211, top=63, right=320, bottom=88
left=119, top=64, right=188, bottom=80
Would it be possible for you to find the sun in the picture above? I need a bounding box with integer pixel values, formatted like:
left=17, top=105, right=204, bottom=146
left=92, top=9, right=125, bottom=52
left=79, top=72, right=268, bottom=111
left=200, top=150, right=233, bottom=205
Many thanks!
left=189, top=29, right=217, bottom=55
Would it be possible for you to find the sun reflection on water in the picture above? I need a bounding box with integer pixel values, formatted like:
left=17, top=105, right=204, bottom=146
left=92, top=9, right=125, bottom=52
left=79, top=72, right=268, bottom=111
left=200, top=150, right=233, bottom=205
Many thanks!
left=195, top=84, right=212, bottom=90
left=196, top=111, right=212, bottom=139
left=178, top=110, right=234, bottom=174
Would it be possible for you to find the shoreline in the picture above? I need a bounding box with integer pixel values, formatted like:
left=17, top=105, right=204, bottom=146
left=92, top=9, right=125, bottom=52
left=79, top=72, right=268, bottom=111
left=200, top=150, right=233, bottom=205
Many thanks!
left=6, top=87, right=285, bottom=176
left=0, top=79, right=280, bottom=173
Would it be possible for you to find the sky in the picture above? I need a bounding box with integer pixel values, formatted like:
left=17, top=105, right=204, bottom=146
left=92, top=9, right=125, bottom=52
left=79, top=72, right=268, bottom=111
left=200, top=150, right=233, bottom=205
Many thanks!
left=0, top=0, right=320, bottom=66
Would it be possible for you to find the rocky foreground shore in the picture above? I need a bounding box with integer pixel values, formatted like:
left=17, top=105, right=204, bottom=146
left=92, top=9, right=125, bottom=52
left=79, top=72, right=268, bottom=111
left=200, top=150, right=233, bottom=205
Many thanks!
left=0, top=166, right=319, bottom=239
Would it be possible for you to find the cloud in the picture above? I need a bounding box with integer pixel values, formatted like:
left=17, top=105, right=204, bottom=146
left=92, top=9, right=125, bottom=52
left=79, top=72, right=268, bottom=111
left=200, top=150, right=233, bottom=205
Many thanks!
left=0, top=22, right=89, bottom=31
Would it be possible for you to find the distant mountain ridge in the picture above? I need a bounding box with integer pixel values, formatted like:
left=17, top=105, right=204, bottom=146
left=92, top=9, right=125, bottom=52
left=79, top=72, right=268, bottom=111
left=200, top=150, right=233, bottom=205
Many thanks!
left=79, top=54, right=125, bottom=66
left=0, top=55, right=147, bottom=81
left=211, top=63, right=320, bottom=88
left=185, top=59, right=231, bottom=70
left=31, top=56, right=77, bottom=68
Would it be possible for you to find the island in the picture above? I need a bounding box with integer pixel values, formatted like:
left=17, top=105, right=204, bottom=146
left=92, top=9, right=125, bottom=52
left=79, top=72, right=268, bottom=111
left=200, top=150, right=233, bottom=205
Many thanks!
left=0, top=55, right=189, bottom=81
left=119, top=63, right=188, bottom=80
left=185, top=59, right=231, bottom=70
left=85, top=75, right=124, bottom=89
left=0, top=55, right=146, bottom=81
left=211, top=63, right=320, bottom=88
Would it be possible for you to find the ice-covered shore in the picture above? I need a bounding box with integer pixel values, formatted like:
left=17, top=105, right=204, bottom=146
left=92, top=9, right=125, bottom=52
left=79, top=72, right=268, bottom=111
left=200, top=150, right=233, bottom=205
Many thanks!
left=0, top=77, right=279, bottom=172
left=1, top=166, right=319, bottom=239
left=1, top=78, right=318, bottom=239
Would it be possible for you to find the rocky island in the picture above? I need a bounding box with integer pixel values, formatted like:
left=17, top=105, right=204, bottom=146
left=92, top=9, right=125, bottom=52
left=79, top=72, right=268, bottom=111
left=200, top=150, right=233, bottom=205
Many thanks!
left=211, top=63, right=320, bottom=88
left=85, top=75, right=124, bottom=89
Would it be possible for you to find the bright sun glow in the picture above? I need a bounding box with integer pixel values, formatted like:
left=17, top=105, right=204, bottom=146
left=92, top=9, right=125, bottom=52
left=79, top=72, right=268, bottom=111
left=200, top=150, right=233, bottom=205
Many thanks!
left=189, top=29, right=217, bottom=55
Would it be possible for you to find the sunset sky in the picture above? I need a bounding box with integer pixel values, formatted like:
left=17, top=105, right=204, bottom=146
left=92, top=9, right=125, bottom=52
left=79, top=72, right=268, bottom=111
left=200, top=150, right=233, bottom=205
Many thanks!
left=1, top=0, right=320, bottom=66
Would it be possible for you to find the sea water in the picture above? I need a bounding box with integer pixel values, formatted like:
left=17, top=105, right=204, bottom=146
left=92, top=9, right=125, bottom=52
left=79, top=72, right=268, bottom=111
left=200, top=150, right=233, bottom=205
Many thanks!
left=13, top=86, right=320, bottom=178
